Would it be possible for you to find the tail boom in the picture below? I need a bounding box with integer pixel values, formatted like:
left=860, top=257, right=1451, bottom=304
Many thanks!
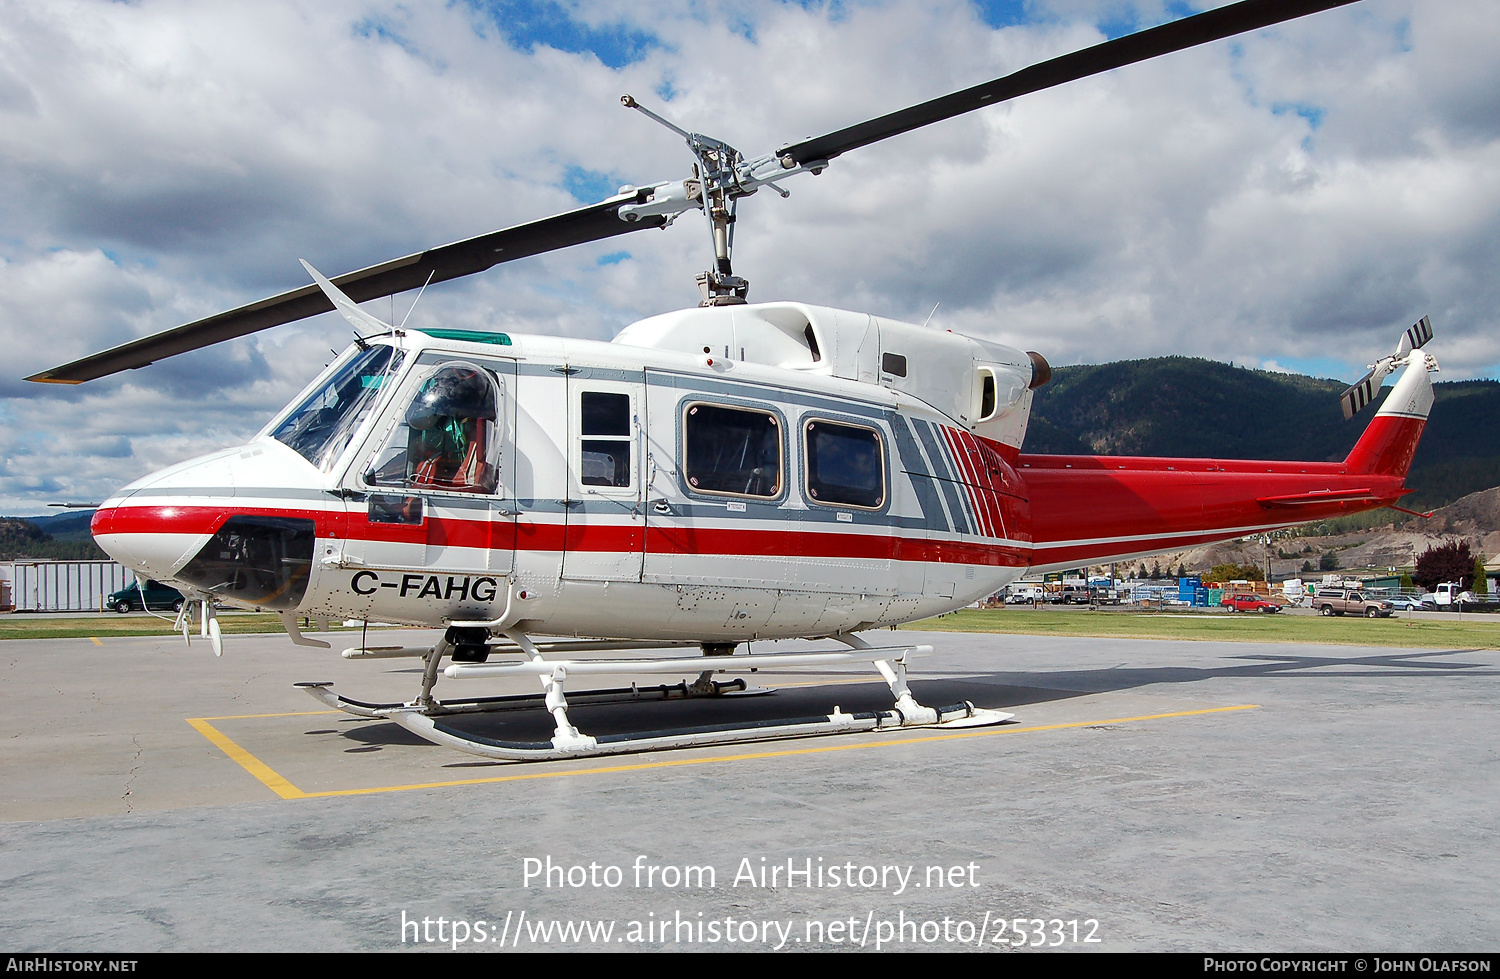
left=1017, top=353, right=1435, bottom=575
left=1018, top=456, right=1406, bottom=574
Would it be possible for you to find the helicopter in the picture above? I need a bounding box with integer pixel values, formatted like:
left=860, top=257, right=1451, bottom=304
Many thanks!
left=27, top=0, right=1439, bottom=762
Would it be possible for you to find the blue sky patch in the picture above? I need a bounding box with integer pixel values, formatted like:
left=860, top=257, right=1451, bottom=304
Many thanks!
left=1273, top=102, right=1326, bottom=130
left=466, top=0, right=660, bottom=69
left=563, top=166, right=621, bottom=203
left=1091, top=1, right=1198, bottom=40
left=1264, top=354, right=1360, bottom=384
left=597, top=251, right=630, bottom=266
left=973, top=0, right=1029, bottom=29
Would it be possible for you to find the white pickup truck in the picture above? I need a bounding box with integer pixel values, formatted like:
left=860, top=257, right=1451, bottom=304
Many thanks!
left=1420, top=582, right=1500, bottom=612
left=1423, top=583, right=1474, bottom=608
left=1007, top=585, right=1044, bottom=604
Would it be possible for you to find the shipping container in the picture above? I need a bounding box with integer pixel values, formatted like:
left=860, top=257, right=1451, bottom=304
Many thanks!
left=8, top=561, right=133, bottom=612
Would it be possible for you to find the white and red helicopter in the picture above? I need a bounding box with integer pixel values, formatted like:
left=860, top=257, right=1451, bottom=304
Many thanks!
left=29, top=0, right=1437, bottom=762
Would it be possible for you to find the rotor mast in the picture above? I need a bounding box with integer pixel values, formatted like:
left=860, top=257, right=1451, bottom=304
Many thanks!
left=620, top=94, right=820, bottom=306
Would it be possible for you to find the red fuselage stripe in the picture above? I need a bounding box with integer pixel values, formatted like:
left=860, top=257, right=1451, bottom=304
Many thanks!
left=92, top=504, right=1033, bottom=567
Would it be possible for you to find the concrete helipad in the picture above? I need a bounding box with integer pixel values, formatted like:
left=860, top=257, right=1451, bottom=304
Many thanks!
left=2, top=628, right=1497, bottom=951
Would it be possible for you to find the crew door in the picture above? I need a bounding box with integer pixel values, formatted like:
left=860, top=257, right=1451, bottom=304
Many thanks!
left=560, top=371, right=646, bottom=581
left=339, top=354, right=517, bottom=615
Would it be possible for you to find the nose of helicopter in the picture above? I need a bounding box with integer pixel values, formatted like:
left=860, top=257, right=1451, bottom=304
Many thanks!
left=91, top=446, right=241, bottom=581
left=91, top=441, right=326, bottom=610
left=92, top=496, right=208, bottom=583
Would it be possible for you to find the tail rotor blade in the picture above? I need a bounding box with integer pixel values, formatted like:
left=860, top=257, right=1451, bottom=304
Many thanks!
left=1392, top=313, right=1434, bottom=360
left=1340, top=362, right=1392, bottom=421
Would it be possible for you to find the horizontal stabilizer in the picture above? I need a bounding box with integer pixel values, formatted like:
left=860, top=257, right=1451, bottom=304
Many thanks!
left=1257, top=488, right=1379, bottom=508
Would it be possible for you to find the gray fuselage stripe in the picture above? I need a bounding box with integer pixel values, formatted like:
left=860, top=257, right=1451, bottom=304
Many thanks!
left=912, top=419, right=971, bottom=536
left=891, top=416, right=948, bottom=534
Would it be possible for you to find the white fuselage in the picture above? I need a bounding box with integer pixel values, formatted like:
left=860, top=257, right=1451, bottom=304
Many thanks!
left=92, top=305, right=1041, bottom=641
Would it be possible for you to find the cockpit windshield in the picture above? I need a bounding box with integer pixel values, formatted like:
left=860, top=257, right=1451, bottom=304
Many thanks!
left=270, top=344, right=404, bottom=470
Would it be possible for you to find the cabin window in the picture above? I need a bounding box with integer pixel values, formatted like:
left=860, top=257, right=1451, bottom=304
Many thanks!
left=363, top=362, right=501, bottom=494
left=804, top=419, right=886, bottom=509
left=272, top=344, right=404, bottom=471
left=683, top=403, right=782, bottom=498
left=580, top=391, right=632, bottom=488
left=881, top=352, right=907, bottom=377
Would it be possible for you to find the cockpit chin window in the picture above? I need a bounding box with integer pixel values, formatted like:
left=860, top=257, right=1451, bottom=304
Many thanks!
left=270, top=345, right=404, bottom=470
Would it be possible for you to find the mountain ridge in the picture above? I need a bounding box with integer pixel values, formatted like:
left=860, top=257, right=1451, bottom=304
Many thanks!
left=1025, top=357, right=1500, bottom=512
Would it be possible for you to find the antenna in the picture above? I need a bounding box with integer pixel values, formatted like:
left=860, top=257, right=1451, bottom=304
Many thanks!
left=397, top=271, right=438, bottom=330
left=921, top=303, right=941, bottom=329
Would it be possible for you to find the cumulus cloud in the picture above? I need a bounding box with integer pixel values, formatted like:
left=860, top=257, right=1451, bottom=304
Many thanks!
left=0, top=0, right=1496, bottom=512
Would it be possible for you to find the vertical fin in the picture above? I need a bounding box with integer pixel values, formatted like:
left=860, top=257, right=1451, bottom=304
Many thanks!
left=1344, top=353, right=1435, bottom=477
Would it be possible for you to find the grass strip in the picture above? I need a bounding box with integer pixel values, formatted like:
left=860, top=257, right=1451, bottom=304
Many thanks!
left=0, top=614, right=402, bottom=641
left=8, top=608, right=1494, bottom=649
left=903, top=608, right=1500, bottom=649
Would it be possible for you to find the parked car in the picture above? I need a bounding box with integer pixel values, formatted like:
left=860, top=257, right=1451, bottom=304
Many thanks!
left=1314, top=589, right=1394, bottom=618
left=109, top=580, right=185, bottom=613
left=1387, top=596, right=1425, bottom=612
left=1220, top=593, right=1281, bottom=613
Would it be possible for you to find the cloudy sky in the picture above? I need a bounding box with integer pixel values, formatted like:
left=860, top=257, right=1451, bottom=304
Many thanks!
left=1, top=0, right=1497, bottom=514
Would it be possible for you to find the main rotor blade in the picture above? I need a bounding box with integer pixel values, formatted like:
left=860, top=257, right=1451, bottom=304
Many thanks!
left=27, top=190, right=666, bottom=384
left=779, top=0, right=1361, bottom=166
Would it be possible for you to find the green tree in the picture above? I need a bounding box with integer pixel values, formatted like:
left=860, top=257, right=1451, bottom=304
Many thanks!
left=1207, top=563, right=1266, bottom=583
left=1301, top=560, right=1315, bottom=573
left=1319, top=551, right=1341, bottom=571
left=1474, top=555, right=1489, bottom=596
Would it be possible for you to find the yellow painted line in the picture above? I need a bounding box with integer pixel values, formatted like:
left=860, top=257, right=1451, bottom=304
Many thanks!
left=89, top=637, right=103, bottom=646
left=185, top=718, right=307, bottom=800
left=197, top=708, right=342, bottom=721
left=186, top=703, right=1258, bottom=801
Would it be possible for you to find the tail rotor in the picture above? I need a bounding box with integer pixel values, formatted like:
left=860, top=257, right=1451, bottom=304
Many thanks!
left=1340, top=315, right=1433, bottom=420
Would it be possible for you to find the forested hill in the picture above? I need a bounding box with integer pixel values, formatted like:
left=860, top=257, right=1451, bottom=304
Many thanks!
left=1025, top=357, right=1500, bottom=512
left=0, top=513, right=107, bottom=561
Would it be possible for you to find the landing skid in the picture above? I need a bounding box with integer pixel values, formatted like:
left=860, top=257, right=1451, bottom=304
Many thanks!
left=298, top=629, right=1012, bottom=762
left=296, top=675, right=767, bottom=719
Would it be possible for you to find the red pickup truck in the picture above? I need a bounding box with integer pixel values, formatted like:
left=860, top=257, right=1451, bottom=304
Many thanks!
left=1220, top=593, right=1281, bottom=613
